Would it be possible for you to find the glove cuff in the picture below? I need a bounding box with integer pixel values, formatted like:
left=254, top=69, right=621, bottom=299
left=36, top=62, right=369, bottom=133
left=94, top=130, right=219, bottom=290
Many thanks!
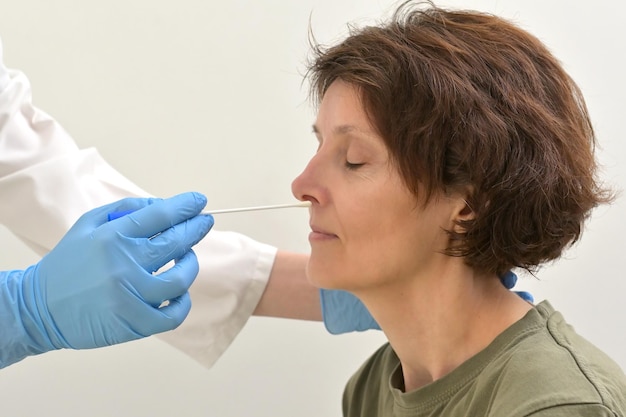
left=0, top=267, right=51, bottom=367
left=20, top=263, right=71, bottom=350
left=0, top=265, right=67, bottom=368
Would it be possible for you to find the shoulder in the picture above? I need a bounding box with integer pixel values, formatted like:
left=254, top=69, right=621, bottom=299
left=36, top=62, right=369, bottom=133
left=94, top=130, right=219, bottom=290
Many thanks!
left=481, top=301, right=626, bottom=415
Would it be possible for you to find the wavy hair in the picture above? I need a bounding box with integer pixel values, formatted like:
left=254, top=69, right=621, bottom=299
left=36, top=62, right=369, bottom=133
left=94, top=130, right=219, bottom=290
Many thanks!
left=306, top=1, right=613, bottom=274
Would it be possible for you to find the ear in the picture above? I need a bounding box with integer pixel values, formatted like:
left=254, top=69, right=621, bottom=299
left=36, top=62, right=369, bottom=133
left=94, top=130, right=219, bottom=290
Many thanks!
left=449, top=189, right=475, bottom=234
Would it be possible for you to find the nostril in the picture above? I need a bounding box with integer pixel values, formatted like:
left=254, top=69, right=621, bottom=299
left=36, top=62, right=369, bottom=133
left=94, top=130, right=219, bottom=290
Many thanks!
left=300, top=195, right=318, bottom=206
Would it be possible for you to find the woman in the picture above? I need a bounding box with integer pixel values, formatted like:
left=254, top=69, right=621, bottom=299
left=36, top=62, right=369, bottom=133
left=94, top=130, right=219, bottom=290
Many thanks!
left=292, top=2, right=626, bottom=415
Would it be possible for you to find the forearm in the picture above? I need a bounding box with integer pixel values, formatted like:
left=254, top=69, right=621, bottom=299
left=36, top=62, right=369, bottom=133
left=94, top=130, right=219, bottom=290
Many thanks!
left=253, top=250, right=322, bottom=321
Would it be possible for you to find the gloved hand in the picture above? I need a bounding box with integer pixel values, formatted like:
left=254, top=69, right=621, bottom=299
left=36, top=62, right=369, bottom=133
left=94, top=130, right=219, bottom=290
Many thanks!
left=320, top=270, right=534, bottom=334
left=321, top=289, right=381, bottom=334
left=0, top=192, right=213, bottom=368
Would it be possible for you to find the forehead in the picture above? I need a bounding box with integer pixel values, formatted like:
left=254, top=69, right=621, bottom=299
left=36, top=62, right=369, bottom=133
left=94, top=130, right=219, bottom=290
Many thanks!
left=314, top=80, right=376, bottom=135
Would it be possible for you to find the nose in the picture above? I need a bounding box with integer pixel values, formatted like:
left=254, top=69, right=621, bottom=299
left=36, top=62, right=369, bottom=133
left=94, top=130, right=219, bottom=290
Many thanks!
left=291, top=155, right=323, bottom=205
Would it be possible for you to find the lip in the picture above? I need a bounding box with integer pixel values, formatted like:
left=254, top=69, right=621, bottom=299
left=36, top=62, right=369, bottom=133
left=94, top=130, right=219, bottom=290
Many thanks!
left=309, top=224, right=338, bottom=241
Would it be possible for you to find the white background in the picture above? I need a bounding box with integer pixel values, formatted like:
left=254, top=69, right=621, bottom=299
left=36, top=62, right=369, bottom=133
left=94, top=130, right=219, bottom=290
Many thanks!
left=0, top=0, right=624, bottom=416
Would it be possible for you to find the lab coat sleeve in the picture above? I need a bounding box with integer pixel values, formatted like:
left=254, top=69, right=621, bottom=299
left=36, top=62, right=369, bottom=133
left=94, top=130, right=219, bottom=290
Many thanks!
left=0, top=38, right=276, bottom=368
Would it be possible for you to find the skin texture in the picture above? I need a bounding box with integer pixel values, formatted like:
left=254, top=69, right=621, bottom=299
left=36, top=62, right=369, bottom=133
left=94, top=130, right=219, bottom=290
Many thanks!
left=291, top=80, right=532, bottom=392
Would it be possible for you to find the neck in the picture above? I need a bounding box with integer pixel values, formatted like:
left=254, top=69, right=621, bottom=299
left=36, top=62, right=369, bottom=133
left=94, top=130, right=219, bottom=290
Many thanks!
left=354, top=263, right=532, bottom=392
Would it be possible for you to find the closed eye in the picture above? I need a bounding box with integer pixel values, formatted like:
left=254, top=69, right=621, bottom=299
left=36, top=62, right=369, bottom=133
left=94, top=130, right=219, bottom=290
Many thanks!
left=345, top=161, right=365, bottom=170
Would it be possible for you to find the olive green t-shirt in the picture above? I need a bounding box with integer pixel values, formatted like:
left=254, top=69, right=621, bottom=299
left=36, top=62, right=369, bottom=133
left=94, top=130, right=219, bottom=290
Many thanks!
left=343, top=301, right=626, bottom=416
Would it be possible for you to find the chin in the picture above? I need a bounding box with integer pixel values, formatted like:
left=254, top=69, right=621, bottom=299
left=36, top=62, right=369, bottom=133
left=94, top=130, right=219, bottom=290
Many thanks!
left=306, top=262, right=360, bottom=291
left=306, top=262, right=340, bottom=289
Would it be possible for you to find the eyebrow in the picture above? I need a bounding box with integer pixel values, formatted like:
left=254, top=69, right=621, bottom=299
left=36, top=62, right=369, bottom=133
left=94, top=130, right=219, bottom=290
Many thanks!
left=311, top=124, right=361, bottom=136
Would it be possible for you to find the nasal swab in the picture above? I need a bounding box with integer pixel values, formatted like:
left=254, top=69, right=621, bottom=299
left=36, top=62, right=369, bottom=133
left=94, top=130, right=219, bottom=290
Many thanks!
left=203, top=201, right=311, bottom=215
left=107, top=201, right=311, bottom=221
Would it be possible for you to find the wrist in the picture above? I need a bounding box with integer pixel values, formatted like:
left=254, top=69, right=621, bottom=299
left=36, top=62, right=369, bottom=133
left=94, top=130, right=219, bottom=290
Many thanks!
left=0, top=266, right=60, bottom=368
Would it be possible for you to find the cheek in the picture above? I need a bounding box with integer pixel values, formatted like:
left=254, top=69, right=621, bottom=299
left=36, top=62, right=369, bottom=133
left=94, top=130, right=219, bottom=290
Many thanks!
left=305, top=203, right=377, bottom=289
left=306, top=244, right=343, bottom=289
left=306, top=234, right=422, bottom=291
left=307, top=203, right=417, bottom=290
left=305, top=175, right=427, bottom=289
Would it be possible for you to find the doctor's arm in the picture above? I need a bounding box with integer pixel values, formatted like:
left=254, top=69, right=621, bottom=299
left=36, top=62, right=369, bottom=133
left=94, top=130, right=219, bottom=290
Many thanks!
left=253, top=251, right=321, bottom=321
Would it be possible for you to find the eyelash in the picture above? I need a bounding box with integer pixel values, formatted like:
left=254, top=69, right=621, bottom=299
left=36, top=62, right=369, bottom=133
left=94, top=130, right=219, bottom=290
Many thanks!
left=345, top=161, right=365, bottom=170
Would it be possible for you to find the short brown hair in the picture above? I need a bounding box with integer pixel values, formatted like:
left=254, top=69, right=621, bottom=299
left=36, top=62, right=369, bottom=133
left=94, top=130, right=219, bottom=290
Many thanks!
left=306, top=1, right=613, bottom=274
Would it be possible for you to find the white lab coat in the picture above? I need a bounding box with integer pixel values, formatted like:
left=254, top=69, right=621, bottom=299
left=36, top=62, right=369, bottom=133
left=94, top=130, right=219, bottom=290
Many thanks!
left=0, top=40, right=276, bottom=368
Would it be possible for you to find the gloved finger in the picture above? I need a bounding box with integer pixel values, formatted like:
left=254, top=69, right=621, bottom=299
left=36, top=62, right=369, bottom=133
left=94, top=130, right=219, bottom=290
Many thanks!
left=499, top=270, right=518, bottom=289
left=133, top=214, right=213, bottom=272
left=153, top=292, right=193, bottom=332
left=112, top=192, right=208, bottom=239
left=133, top=249, right=200, bottom=306
left=121, top=292, right=192, bottom=338
left=515, top=290, right=534, bottom=303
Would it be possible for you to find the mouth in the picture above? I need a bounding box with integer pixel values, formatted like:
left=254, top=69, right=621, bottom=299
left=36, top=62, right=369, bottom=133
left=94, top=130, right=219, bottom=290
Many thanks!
left=309, top=224, right=338, bottom=241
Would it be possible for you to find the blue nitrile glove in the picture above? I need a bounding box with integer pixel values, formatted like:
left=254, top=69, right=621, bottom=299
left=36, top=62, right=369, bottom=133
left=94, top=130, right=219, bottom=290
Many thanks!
left=0, top=192, right=213, bottom=368
left=320, top=289, right=381, bottom=334
left=321, top=270, right=534, bottom=334
left=499, top=270, right=534, bottom=303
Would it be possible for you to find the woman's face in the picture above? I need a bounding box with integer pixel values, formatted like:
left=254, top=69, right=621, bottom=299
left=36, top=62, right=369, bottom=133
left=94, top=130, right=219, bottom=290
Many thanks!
left=292, top=80, right=463, bottom=292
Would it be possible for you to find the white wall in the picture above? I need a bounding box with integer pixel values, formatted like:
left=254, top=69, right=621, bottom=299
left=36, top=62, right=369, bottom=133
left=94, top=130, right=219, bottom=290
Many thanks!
left=0, top=0, right=624, bottom=415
